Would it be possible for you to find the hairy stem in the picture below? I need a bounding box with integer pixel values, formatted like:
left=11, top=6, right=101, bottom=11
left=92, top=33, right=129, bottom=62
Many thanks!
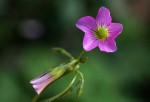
left=77, top=50, right=86, bottom=60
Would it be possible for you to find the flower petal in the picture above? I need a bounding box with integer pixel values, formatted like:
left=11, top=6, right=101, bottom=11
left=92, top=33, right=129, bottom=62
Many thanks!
left=108, top=23, right=123, bottom=39
left=98, top=38, right=117, bottom=53
left=33, top=79, right=52, bottom=94
left=30, top=71, right=51, bottom=85
left=76, top=16, right=96, bottom=33
left=30, top=71, right=52, bottom=94
left=83, top=33, right=99, bottom=51
left=96, top=7, right=112, bottom=27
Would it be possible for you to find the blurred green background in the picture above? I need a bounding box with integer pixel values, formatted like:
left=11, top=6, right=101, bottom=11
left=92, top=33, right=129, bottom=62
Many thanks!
left=0, top=0, right=150, bottom=102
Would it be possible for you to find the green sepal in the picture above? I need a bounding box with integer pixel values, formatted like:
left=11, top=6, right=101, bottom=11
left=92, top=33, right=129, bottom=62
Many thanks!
left=50, top=65, right=66, bottom=76
left=49, top=65, right=67, bottom=82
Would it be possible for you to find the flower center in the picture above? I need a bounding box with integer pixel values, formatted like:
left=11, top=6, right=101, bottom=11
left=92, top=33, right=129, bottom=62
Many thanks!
left=94, top=27, right=108, bottom=40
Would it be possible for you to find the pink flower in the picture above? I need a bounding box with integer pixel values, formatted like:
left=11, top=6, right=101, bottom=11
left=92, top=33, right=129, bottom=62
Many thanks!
left=76, top=7, right=123, bottom=52
left=30, top=71, right=53, bottom=94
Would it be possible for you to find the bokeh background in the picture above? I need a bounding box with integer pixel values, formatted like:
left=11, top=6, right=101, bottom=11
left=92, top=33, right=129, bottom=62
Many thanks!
left=0, top=0, right=150, bottom=102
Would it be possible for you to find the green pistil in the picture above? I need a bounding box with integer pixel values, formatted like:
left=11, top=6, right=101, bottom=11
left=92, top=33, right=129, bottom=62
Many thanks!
left=95, top=27, right=108, bottom=40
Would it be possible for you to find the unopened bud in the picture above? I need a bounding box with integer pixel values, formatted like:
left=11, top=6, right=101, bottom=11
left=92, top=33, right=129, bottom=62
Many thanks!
left=80, top=57, right=88, bottom=63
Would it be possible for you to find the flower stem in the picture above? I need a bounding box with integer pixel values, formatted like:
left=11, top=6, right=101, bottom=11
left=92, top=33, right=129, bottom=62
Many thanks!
left=31, top=94, right=40, bottom=102
left=41, top=75, right=77, bottom=102
left=77, top=50, right=86, bottom=59
left=76, top=70, right=84, bottom=98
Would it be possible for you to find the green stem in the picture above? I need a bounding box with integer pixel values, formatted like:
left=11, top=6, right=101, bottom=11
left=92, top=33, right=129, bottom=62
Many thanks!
left=76, top=70, right=84, bottom=98
left=31, top=94, right=40, bottom=102
left=76, top=70, right=84, bottom=87
left=77, top=50, right=86, bottom=59
left=41, top=75, right=77, bottom=102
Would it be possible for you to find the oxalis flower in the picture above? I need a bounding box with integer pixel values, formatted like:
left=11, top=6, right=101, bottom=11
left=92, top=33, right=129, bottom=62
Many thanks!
left=76, top=7, right=123, bottom=52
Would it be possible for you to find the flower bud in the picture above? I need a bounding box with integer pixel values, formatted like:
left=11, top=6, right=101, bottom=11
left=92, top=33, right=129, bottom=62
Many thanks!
left=80, top=57, right=88, bottom=63
left=30, top=65, right=66, bottom=94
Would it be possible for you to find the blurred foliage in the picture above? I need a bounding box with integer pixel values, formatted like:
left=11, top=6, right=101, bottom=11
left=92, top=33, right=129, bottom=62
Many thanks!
left=0, top=0, right=150, bottom=102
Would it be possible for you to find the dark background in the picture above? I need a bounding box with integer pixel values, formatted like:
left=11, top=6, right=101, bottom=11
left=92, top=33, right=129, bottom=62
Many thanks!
left=0, top=0, right=150, bottom=102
